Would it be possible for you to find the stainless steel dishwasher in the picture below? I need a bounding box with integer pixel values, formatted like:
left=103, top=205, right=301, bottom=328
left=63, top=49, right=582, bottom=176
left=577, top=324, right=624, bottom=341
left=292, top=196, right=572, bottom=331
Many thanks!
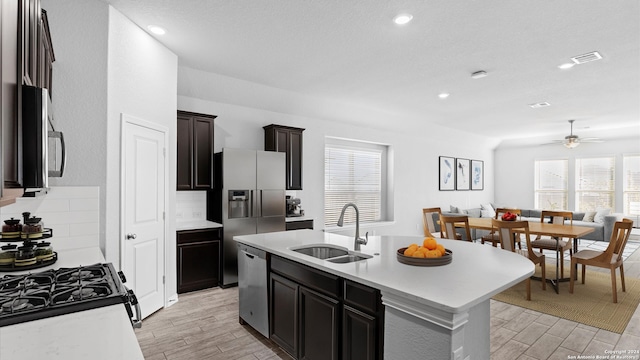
left=237, top=243, right=269, bottom=337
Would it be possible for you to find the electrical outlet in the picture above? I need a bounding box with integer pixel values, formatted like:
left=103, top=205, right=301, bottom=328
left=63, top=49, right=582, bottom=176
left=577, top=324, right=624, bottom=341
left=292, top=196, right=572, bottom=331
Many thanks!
left=193, top=211, right=202, bottom=218
left=176, top=211, right=184, bottom=219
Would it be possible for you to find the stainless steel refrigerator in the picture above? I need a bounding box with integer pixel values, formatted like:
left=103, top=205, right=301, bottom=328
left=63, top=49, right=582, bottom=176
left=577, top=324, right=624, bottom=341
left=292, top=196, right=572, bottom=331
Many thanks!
left=208, top=148, right=286, bottom=287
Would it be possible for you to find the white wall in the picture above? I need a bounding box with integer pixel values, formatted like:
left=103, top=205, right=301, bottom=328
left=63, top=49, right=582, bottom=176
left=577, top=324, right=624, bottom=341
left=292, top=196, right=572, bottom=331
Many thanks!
left=494, top=137, right=640, bottom=211
left=178, top=67, right=497, bottom=236
left=106, top=7, right=178, bottom=301
left=40, top=0, right=109, bottom=249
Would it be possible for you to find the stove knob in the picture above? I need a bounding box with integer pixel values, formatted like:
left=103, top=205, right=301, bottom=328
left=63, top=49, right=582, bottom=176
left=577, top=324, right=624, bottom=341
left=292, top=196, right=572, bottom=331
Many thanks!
left=128, top=289, right=139, bottom=305
left=118, top=271, right=127, bottom=283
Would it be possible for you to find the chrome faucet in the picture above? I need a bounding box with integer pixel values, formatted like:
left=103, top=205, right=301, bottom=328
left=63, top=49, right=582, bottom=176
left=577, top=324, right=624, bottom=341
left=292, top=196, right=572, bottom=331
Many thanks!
left=337, top=203, right=368, bottom=251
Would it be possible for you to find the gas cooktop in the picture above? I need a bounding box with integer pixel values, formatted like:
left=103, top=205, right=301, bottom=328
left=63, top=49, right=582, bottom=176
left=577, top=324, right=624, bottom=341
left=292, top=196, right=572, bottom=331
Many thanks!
left=0, top=263, right=139, bottom=327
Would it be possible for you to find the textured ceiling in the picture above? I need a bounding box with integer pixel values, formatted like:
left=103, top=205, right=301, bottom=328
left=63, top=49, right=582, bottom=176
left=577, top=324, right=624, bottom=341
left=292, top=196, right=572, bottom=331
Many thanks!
left=105, top=0, right=640, bottom=146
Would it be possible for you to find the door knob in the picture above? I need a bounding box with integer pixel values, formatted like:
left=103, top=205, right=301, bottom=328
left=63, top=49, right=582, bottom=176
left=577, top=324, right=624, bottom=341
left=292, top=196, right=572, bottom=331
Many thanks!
left=126, top=233, right=137, bottom=240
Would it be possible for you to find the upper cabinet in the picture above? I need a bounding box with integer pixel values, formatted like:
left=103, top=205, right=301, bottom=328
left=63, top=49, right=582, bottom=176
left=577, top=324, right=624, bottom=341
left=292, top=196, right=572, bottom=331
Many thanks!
left=177, top=111, right=216, bottom=190
left=264, top=124, right=305, bottom=190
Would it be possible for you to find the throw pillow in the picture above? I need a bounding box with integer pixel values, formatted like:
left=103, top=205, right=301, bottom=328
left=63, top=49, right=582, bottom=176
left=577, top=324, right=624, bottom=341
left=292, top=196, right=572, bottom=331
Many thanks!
left=582, top=211, right=596, bottom=222
left=594, top=208, right=611, bottom=223
left=481, top=203, right=495, bottom=218
left=450, top=205, right=459, bottom=213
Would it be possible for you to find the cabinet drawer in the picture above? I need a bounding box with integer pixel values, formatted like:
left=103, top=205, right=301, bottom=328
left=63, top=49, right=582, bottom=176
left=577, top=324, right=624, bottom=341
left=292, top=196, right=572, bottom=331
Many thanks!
left=344, top=280, right=380, bottom=315
left=177, top=228, right=221, bottom=244
left=271, top=255, right=341, bottom=298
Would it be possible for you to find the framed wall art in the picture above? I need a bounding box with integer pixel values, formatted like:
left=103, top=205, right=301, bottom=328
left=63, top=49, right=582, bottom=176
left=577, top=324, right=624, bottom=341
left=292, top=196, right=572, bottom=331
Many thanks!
left=455, top=158, right=470, bottom=190
left=471, top=160, right=484, bottom=190
left=439, top=156, right=455, bottom=191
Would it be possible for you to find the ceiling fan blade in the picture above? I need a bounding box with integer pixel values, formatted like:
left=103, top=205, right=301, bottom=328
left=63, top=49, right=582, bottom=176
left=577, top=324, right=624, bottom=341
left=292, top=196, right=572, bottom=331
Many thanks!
left=580, top=138, right=604, bottom=143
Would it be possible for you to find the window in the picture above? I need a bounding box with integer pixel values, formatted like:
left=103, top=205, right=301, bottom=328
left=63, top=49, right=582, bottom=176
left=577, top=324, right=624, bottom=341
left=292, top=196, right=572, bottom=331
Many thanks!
left=623, top=155, right=640, bottom=215
left=534, top=160, right=568, bottom=210
left=324, top=138, right=388, bottom=227
left=575, top=157, right=615, bottom=211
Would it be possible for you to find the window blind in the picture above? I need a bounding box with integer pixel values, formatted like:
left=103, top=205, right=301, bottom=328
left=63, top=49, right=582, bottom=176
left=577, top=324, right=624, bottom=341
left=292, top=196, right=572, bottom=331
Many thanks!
left=623, top=155, right=640, bottom=215
left=324, top=145, right=382, bottom=226
left=534, top=160, right=568, bottom=210
left=575, top=157, right=615, bottom=211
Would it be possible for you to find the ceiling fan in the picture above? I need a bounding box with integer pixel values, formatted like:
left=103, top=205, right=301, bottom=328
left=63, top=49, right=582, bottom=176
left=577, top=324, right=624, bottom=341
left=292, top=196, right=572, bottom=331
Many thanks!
left=551, top=120, right=603, bottom=149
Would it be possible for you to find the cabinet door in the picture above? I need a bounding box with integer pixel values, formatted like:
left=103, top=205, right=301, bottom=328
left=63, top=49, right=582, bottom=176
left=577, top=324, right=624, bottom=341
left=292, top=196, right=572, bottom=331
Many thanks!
left=192, top=117, right=214, bottom=189
left=299, top=287, right=339, bottom=360
left=176, top=114, right=193, bottom=190
left=343, top=305, right=377, bottom=360
left=176, top=240, right=219, bottom=293
left=288, top=130, right=303, bottom=190
left=270, top=273, right=298, bottom=358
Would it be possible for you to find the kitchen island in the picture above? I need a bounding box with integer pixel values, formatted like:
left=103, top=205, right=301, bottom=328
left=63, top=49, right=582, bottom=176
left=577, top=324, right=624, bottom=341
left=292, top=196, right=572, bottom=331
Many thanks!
left=235, top=229, right=534, bottom=360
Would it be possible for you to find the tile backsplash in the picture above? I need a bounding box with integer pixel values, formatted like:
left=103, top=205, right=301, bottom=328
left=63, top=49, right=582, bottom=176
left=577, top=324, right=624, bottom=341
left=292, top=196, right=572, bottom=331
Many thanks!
left=176, top=191, right=207, bottom=221
left=0, top=186, right=99, bottom=251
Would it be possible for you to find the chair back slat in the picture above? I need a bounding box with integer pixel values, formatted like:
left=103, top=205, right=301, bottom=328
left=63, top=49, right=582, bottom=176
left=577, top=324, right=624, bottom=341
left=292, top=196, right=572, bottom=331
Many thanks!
left=439, top=214, right=472, bottom=241
left=609, top=219, right=634, bottom=263
left=422, top=207, right=443, bottom=237
left=492, top=219, right=533, bottom=255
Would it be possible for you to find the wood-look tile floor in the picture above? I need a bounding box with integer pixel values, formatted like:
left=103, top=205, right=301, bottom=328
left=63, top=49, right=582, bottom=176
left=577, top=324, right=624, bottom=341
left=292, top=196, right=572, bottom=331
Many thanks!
left=135, top=237, right=640, bottom=360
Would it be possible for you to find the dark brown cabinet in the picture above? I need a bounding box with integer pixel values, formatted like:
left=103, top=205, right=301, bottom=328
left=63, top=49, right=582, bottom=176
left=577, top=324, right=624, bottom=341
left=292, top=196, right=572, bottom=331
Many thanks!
left=176, top=228, right=221, bottom=293
left=285, top=219, right=314, bottom=231
left=264, top=124, right=305, bottom=190
left=177, top=111, right=216, bottom=190
left=270, top=273, right=298, bottom=356
left=269, top=255, right=383, bottom=360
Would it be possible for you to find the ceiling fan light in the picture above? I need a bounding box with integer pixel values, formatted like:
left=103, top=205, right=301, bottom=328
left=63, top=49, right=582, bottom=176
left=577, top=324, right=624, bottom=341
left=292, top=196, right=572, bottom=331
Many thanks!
left=564, top=140, right=580, bottom=149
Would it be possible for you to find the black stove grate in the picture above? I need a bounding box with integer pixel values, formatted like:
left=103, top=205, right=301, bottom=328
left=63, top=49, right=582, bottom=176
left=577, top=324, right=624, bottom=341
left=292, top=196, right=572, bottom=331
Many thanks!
left=0, top=263, right=130, bottom=327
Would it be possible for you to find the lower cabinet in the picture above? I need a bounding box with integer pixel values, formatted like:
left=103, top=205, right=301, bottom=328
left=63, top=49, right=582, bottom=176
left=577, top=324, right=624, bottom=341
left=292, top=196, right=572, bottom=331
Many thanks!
left=269, top=256, right=383, bottom=360
left=177, top=228, right=221, bottom=293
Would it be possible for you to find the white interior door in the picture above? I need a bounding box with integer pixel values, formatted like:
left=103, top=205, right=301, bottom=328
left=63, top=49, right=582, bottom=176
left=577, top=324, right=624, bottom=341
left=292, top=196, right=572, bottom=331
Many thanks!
left=122, top=116, right=166, bottom=319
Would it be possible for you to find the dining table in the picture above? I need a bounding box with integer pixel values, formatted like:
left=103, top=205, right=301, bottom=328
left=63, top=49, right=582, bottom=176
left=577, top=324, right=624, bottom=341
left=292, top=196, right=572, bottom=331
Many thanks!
left=466, top=217, right=595, bottom=293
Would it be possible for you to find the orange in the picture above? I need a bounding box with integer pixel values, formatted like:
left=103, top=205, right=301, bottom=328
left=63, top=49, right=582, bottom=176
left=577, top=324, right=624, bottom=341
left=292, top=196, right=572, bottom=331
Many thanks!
left=436, top=244, right=446, bottom=256
left=425, top=250, right=441, bottom=258
left=403, top=247, right=416, bottom=256
left=423, top=238, right=437, bottom=250
left=408, top=243, right=419, bottom=251
left=412, top=250, right=426, bottom=258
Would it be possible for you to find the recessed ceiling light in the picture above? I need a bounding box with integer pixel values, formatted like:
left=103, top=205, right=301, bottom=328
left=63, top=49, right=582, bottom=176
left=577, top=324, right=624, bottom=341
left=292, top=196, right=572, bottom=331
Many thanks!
left=529, top=102, right=551, bottom=108
left=147, top=25, right=166, bottom=35
left=558, top=63, right=575, bottom=70
left=438, top=93, right=450, bottom=99
left=393, top=14, right=413, bottom=25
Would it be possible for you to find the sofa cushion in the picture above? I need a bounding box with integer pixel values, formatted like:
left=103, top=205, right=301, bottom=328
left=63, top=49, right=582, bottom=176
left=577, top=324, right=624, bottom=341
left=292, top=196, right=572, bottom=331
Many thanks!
left=465, top=208, right=481, bottom=218
left=481, top=203, right=495, bottom=218
left=582, top=211, right=596, bottom=222
left=530, top=209, right=542, bottom=219
left=573, top=212, right=586, bottom=221
left=594, top=208, right=611, bottom=223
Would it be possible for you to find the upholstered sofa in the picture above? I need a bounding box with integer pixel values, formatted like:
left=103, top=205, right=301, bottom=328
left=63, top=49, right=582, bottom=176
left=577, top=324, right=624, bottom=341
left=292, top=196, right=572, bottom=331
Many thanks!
left=436, top=206, right=623, bottom=242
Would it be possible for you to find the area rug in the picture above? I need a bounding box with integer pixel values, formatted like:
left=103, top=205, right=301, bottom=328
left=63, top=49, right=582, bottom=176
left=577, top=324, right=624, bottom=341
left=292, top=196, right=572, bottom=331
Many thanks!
left=492, top=267, right=640, bottom=333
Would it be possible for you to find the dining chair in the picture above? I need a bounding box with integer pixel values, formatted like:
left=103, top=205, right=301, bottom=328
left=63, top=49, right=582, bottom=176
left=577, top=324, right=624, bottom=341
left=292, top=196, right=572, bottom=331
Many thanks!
left=492, top=218, right=546, bottom=300
left=569, top=218, right=633, bottom=303
left=530, top=210, right=573, bottom=278
left=481, top=208, right=522, bottom=248
left=439, top=214, right=472, bottom=242
left=422, top=207, right=444, bottom=238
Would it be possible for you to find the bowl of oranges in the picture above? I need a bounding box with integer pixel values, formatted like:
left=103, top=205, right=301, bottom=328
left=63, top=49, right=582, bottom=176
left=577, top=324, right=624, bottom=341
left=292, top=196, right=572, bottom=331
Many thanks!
left=396, top=237, right=452, bottom=266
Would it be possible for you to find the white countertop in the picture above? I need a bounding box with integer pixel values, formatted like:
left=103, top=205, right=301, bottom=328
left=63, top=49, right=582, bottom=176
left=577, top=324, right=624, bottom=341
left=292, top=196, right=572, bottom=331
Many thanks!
left=234, top=230, right=534, bottom=314
left=0, top=247, right=144, bottom=360
left=176, top=219, right=223, bottom=231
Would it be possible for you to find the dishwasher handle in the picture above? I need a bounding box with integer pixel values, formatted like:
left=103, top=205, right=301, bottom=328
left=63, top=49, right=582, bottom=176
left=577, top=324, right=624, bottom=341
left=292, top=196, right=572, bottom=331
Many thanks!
left=244, top=252, right=255, bottom=259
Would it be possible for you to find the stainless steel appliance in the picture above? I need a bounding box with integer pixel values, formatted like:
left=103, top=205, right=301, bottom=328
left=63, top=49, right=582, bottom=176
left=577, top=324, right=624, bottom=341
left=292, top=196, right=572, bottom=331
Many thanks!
left=208, top=148, right=286, bottom=287
left=237, top=243, right=268, bottom=337
left=286, top=196, right=303, bottom=217
left=22, top=85, right=66, bottom=193
left=0, top=263, right=141, bottom=328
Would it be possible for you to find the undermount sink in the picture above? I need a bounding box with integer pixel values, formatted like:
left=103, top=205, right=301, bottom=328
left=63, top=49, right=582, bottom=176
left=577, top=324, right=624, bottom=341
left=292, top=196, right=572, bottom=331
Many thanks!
left=292, top=245, right=349, bottom=259
left=327, top=254, right=372, bottom=263
left=290, top=244, right=371, bottom=263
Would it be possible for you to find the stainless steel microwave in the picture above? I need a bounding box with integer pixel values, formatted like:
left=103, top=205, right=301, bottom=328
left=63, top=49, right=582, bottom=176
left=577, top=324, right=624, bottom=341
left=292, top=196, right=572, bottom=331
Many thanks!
left=22, top=85, right=65, bottom=191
